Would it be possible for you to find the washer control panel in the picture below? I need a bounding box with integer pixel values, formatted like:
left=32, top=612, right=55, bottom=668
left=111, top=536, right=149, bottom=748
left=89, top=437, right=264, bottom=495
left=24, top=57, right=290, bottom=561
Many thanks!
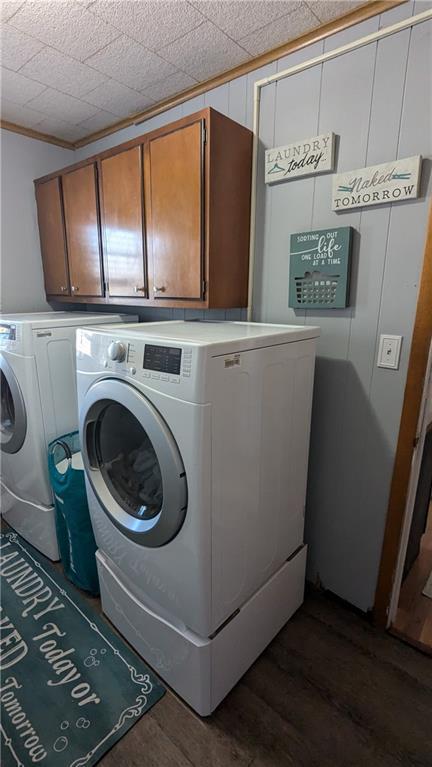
left=0, top=323, right=19, bottom=351
left=102, top=338, right=194, bottom=386
left=143, top=344, right=182, bottom=376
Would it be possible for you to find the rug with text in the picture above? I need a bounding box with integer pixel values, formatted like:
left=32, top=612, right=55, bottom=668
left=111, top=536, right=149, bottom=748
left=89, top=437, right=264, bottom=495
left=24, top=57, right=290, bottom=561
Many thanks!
left=0, top=529, right=165, bottom=766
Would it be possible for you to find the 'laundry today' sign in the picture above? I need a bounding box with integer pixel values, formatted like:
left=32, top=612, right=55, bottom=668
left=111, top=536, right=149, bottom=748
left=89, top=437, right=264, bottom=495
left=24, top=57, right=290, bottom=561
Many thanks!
left=332, top=155, right=422, bottom=211
left=265, top=132, right=335, bottom=184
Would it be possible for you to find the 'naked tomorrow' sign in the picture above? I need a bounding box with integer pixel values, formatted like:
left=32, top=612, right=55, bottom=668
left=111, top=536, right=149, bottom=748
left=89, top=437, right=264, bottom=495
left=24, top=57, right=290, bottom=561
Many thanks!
left=332, top=155, right=422, bottom=211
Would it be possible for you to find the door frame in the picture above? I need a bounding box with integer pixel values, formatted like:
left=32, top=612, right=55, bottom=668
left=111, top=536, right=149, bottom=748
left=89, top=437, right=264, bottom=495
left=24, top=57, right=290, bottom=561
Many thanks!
left=373, top=201, right=432, bottom=627
left=388, top=341, right=432, bottom=627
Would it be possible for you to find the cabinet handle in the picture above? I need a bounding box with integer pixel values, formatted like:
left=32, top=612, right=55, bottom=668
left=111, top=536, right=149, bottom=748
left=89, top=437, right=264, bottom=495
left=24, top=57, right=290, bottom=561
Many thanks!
left=71, top=286, right=79, bottom=292
left=60, top=286, right=67, bottom=292
left=153, top=285, right=166, bottom=293
left=134, top=286, right=145, bottom=293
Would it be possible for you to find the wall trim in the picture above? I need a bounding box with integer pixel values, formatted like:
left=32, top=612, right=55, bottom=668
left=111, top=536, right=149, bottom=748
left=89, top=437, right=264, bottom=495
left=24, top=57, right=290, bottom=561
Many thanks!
left=0, top=1, right=403, bottom=151
left=373, top=201, right=432, bottom=628
left=0, top=120, right=74, bottom=150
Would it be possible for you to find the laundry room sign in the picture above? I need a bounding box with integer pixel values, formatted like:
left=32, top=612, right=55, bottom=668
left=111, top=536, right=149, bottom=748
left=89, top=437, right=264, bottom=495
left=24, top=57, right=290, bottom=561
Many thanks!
left=265, top=132, right=335, bottom=183
left=0, top=530, right=165, bottom=767
left=332, top=155, right=422, bottom=210
left=289, top=226, right=353, bottom=309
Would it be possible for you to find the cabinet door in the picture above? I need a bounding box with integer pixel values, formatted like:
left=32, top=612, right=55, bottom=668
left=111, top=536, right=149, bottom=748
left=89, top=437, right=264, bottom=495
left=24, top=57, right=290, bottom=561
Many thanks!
left=147, top=120, right=204, bottom=300
left=99, top=147, right=146, bottom=298
left=62, top=164, right=103, bottom=297
left=35, top=178, right=69, bottom=296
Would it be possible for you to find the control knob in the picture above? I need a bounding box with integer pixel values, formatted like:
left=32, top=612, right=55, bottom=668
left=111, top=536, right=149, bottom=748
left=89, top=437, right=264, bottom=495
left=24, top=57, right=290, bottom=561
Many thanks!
left=107, top=341, right=126, bottom=362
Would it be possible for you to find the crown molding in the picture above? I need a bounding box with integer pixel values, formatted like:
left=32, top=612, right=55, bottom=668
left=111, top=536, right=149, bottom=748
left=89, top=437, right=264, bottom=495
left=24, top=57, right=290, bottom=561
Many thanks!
left=0, top=120, right=74, bottom=149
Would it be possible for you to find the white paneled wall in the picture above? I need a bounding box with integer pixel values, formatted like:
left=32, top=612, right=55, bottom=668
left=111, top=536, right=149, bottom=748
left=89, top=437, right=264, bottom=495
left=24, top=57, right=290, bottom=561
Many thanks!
left=255, top=7, right=431, bottom=611
left=0, top=130, right=74, bottom=313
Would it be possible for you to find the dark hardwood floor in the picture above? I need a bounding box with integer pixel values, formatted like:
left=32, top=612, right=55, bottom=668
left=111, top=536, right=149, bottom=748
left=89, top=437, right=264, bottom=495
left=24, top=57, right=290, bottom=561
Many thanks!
left=3, top=514, right=428, bottom=766
left=97, top=590, right=431, bottom=767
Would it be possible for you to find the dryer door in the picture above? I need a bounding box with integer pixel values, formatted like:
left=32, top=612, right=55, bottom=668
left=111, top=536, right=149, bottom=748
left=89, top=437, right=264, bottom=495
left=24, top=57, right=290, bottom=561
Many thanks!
left=81, top=378, right=187, bottom=547
left=0, top=354, right=27, bottom=454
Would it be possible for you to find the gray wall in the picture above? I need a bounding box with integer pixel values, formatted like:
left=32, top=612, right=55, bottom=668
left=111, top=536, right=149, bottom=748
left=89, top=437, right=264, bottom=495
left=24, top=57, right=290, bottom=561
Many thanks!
left=0, top=129, right=74, bottom=313
left=255, top=4, right=432, bottom=611
left=2, top=2, right=430, bottom=611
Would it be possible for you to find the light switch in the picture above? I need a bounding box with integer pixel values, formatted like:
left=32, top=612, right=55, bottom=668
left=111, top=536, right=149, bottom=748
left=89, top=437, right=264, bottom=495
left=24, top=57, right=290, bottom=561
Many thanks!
left=377, top=334, right=402, bottom=370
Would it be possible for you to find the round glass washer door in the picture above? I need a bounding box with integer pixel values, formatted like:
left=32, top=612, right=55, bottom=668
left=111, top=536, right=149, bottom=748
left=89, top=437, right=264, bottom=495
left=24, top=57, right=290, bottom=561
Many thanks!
left=0, top=354, right=27, bottom=454
left=82, top=378, right=187, bottom=547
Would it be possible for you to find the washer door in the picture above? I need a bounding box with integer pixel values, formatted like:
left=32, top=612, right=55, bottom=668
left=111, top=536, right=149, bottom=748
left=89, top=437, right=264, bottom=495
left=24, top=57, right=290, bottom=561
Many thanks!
left=82, top=378, right=187, bottom=547
left=0, top=354, right=27, bottom=454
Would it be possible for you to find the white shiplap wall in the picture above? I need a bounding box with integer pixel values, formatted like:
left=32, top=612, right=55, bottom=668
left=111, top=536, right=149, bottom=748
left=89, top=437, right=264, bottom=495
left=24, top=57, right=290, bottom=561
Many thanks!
left=256, top=5, right=431, bottom=611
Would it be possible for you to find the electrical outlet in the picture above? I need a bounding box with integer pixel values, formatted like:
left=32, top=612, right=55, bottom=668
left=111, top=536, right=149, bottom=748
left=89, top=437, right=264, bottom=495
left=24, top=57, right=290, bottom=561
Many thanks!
left=377, top=334, right=402, bottom=370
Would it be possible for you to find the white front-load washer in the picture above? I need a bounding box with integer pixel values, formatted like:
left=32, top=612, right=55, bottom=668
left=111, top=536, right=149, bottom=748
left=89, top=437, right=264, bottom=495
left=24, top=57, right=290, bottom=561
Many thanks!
left=77, top=320, right=319, bottom=714
left=0, top=311, right=137, bottom=560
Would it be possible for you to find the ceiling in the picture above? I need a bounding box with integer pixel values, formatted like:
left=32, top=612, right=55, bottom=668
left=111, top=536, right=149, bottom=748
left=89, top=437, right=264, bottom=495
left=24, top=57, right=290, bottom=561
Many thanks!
left=0, top=0, right=364, bottom=146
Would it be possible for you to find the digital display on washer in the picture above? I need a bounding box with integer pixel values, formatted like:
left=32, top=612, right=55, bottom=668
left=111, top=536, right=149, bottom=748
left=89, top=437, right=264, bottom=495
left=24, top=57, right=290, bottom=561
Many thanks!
left=0, top=324, right=16, bottom=341
left=144, top=344, right=182, bottom=374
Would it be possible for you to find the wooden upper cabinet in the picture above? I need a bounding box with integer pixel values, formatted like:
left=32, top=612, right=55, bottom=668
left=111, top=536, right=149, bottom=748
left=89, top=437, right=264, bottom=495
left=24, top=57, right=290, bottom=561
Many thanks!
left=99, top=147, right=146, bottom=298
left=62, top=164, right=103, bottom=297
left=35, top=178, right=69, bottom=296
left=34, top=108, right=253, bottom=309
left=146, top=120, right=204, bottom=301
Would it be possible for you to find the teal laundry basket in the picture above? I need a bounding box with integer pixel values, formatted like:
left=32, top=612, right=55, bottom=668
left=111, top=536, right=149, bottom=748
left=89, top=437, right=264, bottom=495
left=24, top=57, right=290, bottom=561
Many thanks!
left=48, top=431, right=99, bottom=595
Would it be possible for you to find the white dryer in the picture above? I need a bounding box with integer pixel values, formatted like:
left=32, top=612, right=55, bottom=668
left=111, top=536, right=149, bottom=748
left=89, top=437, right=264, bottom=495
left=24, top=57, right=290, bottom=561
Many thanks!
left=77, top=320, right=319, bottom=714
left=0, top=312, right=136, bottom=560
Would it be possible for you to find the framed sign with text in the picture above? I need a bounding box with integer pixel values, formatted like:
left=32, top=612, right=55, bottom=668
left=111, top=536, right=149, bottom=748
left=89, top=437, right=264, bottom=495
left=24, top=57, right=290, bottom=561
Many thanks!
left=332, top=156, right=422, bottom=210
left=289, top=227, right=353, bottom=309
left=265, top=132, right=335, bottom=184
